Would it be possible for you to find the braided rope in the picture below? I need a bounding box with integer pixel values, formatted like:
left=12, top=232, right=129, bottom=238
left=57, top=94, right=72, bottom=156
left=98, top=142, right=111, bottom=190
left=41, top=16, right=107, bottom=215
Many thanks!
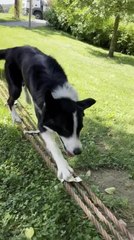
left=79, top=181, right=134, bottom=240
left=74, top=183, right=124, bottom=240
left=0, top=83, right=134, bottom=240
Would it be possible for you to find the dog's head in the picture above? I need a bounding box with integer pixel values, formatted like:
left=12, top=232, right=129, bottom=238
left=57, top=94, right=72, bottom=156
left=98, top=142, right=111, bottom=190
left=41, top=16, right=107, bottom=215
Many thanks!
left=42, top=91, right=96, bottom=157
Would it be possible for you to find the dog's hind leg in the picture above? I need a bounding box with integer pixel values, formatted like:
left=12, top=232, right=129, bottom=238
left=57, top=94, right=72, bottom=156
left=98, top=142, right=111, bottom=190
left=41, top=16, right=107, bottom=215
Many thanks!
left=23, top=85, right=32, bottom=104
left=7, top=95, right=22, bottom=123
left=5, top=63, right=22, bottom=123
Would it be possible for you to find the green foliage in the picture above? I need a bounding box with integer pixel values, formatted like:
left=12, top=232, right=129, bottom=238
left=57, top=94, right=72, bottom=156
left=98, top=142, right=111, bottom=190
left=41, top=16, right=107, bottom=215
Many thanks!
left=44, top=8, right=59, bottom=28
left=45, top=0, right=134, bottom=55
left=0, top=123, right=101, bottom=240
left=117, top=21, right=134, bottom=54
left=92, top=0, right=134, bottom=17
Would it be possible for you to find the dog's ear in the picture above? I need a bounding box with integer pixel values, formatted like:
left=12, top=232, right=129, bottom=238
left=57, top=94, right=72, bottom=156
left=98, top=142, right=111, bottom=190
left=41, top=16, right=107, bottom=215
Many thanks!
left=77, top=98, right=96, bottom=110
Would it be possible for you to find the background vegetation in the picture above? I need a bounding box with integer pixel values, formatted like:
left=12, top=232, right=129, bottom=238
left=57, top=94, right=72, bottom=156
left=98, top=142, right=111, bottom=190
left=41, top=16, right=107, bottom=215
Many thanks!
left=44, top=0, right=134, bottom=56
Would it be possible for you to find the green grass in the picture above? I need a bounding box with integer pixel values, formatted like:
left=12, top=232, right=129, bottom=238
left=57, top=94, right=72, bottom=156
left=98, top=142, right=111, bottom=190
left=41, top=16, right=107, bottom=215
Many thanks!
left=0, top=13, right=16, bottom=22
left=0, top=25, right=134, bottom=239
left=0, top=13, right=32, bottom=22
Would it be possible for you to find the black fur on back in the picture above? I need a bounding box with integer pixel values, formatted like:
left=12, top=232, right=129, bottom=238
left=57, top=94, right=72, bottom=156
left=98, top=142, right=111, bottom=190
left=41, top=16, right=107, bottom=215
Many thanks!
left=1, top=46, right=67, bottom=108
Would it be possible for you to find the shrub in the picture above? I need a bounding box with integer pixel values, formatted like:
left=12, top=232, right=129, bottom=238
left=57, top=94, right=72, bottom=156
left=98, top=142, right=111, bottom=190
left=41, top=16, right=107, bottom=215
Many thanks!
left=117, top=22, right=134, bottom=55
left=44, top=0, right=134, bottom=55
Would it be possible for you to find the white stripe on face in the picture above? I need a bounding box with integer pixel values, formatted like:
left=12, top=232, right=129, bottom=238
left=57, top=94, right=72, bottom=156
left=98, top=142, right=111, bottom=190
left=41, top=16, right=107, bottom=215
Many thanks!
left=60, top=112, right=82, bottom=155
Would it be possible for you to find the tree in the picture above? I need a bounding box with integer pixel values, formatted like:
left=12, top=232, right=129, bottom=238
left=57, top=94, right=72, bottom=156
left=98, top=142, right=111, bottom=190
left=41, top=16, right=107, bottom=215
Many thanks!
left=46, top=0, right=134, bottom=56
left=107, top=0, right=134, bottom=57
left=14, top=0, right=20, bottom=19
left=94, top=0, right=134, bottom=57
left=108, top=14, right=120, bottom=57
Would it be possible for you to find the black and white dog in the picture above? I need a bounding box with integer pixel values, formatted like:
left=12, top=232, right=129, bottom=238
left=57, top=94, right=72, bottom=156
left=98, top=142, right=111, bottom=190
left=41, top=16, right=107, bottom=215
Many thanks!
left=0, top=46, right=96, bottom=182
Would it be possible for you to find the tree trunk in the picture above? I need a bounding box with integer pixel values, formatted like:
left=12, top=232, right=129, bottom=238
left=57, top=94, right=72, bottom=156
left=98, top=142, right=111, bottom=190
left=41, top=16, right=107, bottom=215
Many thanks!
left=108, top=14, right=120, bottom=58
left=14, top=0, right=20, bottom=19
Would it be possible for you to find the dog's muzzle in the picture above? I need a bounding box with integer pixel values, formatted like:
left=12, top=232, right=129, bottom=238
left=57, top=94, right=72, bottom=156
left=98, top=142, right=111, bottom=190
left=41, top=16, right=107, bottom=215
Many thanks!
left=60, top=137, right=82, bottom=157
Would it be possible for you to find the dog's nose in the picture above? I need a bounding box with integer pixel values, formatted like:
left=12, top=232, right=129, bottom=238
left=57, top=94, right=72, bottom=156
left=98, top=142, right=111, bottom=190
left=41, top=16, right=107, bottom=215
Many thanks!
left=73, top=148, right=82, bottom=155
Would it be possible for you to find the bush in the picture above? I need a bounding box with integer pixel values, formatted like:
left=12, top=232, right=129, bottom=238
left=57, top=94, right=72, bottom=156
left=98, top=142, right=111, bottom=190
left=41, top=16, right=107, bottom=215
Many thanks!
left=44, top=8, right=59, bottom=27
left=117, top=22, right=134, bottom=55
left=45, top=0, right=134, bottom=55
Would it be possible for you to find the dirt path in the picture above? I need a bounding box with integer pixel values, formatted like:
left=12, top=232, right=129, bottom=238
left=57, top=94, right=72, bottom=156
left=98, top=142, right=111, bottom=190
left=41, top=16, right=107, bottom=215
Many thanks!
left=89, top=169, right=134, bottom=234
left=0, top=19, right=49, bottom=28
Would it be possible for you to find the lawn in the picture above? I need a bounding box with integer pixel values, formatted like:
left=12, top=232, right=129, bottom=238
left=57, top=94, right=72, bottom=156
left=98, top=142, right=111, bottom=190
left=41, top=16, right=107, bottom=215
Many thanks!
left=0, top=13, right=16, bottom=22
left=0, top=13, right=29, bottom=22
left=0, top=25, right=134, bottom=239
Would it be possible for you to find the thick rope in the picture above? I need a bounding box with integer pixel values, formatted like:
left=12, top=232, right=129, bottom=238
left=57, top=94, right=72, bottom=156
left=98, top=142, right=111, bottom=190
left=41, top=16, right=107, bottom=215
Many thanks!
left=79, top=181, right=134, bottom=240
left=74, top=183, right=124, bottom=240
left=0, top=83, right=134, bottom=240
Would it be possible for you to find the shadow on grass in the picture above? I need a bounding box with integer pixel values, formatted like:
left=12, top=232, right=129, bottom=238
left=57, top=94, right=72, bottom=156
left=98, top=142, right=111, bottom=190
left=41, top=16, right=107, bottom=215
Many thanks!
left=0, top=68, right=5, bottom=80
left=32, top=27, right=134, bottom=67
left=86, top=47, right=134, bottom=67
left=30, top=26, right=76, bottom=39
left=73, top=116, right=134, bottom=178
left=0, top=17, right=15, bottom=23
left=0, top=122, right=101, bottom=240
left=0, top=13, right=27, bottom=23
left=0, top=73, right=133, bottom=178
left=0, top=22, right=63, bottom=37
left=0, top=18, right=17, bottom=23
left=0, top=93, right=133, bottom=178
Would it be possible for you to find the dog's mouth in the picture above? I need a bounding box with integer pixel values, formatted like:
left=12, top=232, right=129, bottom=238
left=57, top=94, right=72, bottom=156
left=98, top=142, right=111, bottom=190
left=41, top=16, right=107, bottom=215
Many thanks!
left=66, top=151, right=74, bottom=158
left=64, top=147, right=74, bottom=158
left=60, top=137, right=74, bottom=158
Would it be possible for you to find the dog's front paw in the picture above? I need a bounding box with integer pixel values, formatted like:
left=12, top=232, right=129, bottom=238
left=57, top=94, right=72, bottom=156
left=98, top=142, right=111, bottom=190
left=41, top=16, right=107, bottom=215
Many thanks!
left=12, top=115, right=22, bottom=123
left=57, top=165, right=74, bottom=182
left=11, top=108, right=22, bottom=123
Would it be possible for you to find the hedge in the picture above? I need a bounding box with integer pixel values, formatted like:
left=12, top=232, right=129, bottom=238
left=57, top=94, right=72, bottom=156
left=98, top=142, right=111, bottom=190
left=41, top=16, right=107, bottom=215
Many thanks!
left=44, top=1, right=134, bottom=55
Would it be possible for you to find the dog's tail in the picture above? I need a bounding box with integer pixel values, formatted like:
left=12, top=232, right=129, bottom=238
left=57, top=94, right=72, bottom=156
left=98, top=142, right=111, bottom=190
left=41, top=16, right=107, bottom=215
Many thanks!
left=23, top=85, right=32, bottom=104
left=0, top=49, right=8, bottom=60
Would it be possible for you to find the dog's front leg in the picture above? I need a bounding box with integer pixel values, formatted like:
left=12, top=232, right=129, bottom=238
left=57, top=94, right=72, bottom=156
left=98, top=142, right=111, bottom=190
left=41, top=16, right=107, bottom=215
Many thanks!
left=41, top=131, right=74, bottom=182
